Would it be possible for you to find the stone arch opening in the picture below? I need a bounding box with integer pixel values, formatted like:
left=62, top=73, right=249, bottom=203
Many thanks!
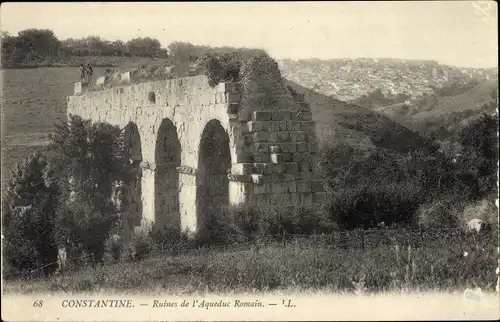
left=121, top=122, right=143, bottom=241
left=196, top=119, right=231, bottom=237
left=155, top=119, right=181, bottom=232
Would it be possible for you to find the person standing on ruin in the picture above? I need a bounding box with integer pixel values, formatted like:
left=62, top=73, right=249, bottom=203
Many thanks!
left=78, top=64, right=86, bottom=82
left=86, top=64, right=94, bottom=83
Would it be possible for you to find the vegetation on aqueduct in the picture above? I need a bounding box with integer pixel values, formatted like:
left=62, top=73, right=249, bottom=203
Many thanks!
left=2, top=43, right=499, bottom=294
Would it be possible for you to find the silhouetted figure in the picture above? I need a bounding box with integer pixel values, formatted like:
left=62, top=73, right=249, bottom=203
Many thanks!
left=86, top=64, right=93, bottom=76
left=78, top=64, right=86, bottom=82
left=86, top=64, right=94, bottom=83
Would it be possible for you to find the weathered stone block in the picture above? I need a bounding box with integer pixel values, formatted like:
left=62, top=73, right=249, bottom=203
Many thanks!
left=227, top=103, right=239, bottom=114
left=269, top=145, right=281, bottom=153
left=251, top=174, right=265, bottom=185
left=253, top=131, right=269, bottom=142
left=300, top=193, right=313, bottom=205
left=226, top=91, right=241, bottom=103
left=271, top=153, right=284, bottom=163
left=281, top=143, right=297, bottom=153
left=232, top=163, right=253, bottom=175
left=278, top=121, right=288, bottom=131
left=299, top=172, right=314, bottom=181
left=280, top=193, right=291, bottom=204
left=271, top=111, right=285, bottom=121
left=298, top=161, right=309, bottom=172
left=253, top=163, right=266, bottom=174
left=270, top=121, right=280, bottom=132
left=253, top=142, right=270, bottom=153
left=289, top=193, right=300, bottom=204
left=269, top=132, right=278, bottom=142
left=313, top=192, right=327, bottom=203
left=278, top=131, right=291, bottom=142
left=247, top=121, right=264, bottom=132
left=256, top=193, right=270, bottom=204
left=217, top=82, right=238, bottom=93
left=300, top=121, right=316, bottom=132
left=275, top=163, right=285, bottom=173
left=311, top=181, right=325, bottom=193
left=253, top=153, right=270, bottom=163
left=297, top=181, right=312, bottom=193
left=284, top=162, right=299, bottom=174
left=296, top=131, right=306, bottom=142
left=271, top=182, right=288, bottom=194
left=253, top=111, right=271, bottom=121
left=296, top=142, right=309, bottom=153
left=287, top=121, right=301, bottom=131
left=227, top=174, right=252, bottom=183
left=298, top=102, right=309, bottom=110
left=297, top=111, right=312, bottom=121
left=254, top=182, right=270, bottom=194
left=235, top=154, right=254, bottom=163
left=288, top=181, right=297, bottom=193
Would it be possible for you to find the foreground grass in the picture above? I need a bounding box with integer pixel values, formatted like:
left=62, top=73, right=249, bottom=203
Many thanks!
left=4, top=236, right=498, bottom=295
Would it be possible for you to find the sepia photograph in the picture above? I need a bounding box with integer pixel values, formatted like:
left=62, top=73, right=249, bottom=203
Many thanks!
left=1, top=1, right=499, bottom=321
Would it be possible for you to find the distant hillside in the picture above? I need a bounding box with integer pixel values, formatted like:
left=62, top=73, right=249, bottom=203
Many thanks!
left=371, top=80, right=498, bottom=140
left=286, top=80, right=437, bottom=153
left=279, top=58, right=497, bottom=102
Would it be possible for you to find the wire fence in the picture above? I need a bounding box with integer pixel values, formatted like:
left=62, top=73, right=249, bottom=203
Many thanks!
left=158, top=226, right=499, bottom=254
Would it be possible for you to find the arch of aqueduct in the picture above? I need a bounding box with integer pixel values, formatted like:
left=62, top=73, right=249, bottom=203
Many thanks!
left=68, top=74, right=326, bottom=240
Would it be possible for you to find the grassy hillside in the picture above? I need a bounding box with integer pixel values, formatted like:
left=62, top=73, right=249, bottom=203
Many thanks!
left=410, top=80, right=498, bottom=121
left=1, top=67, right=106, bottom=190
left=373, top=80, right=498, bottom=132
left=286, top=81, right=436, bottom=153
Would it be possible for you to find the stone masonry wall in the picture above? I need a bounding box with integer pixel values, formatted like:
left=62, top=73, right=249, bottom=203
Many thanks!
left=67, top=73, right=325, bottom=237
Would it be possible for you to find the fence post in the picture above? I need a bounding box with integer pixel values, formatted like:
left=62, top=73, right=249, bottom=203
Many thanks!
left=420, top=227, right=424, bottom=247
left=360, top=230, right=365, bottom=251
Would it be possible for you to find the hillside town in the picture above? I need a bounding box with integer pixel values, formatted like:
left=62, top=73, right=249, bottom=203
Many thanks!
left=278, top=58, right=498, bottom=101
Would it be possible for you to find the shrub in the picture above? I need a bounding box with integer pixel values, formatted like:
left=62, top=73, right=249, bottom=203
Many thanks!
left=198, top=202, right=332, bottom=245
left=322, top=184, right=421, bottom=230
left=127, top=232, right=154, bottom=261
left=416, top=197, right=464, bottom=230
left=2, top=152, right=61, bottom=277
left=148, top=227, right=193, bottom=253
left=55, top=197, right=119, bottom=265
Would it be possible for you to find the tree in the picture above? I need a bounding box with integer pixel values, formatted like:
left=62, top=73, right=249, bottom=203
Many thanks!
left=127, top=37, right=163, bottom=57
left=17, top=29, right=61, bottom=63
left=457, top=113, right=498, bottom=197
left=50, top=115, right=129, bottom=264
left=3, top=152, right=61, bottom=276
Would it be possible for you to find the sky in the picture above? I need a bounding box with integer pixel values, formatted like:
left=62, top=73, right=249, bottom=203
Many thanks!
left=1, top=1, right=498, bottom=68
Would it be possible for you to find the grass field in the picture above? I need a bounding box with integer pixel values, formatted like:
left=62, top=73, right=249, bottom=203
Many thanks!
left=3, top=229, right=498, bottom=295
left=1, top=67, right=109, bottom=190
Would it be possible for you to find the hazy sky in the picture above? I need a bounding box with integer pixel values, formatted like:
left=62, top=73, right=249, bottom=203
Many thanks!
left=1, top=2, right=497, bottom=68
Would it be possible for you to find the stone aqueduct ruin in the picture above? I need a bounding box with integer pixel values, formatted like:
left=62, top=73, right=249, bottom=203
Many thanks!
left=68, top=68, right=326, bottom=241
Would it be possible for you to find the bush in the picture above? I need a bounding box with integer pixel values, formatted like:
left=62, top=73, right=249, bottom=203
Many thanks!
left=198, top=202, right=332, bottom=245
left=322, top=184, right=421, bottom=230
left=55, top=197, right=119, bottom=265
left=416, top=197, right=464, bottom=230
left=126, top=232, right=154, bottom=261
left=148, top=227, right=193, bottom=253
left=2, top=152, right=61, bottom=277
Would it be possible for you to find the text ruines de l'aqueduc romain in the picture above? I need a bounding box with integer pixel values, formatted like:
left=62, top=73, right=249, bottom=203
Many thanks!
left=61, top=299, right=270, bottom=309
